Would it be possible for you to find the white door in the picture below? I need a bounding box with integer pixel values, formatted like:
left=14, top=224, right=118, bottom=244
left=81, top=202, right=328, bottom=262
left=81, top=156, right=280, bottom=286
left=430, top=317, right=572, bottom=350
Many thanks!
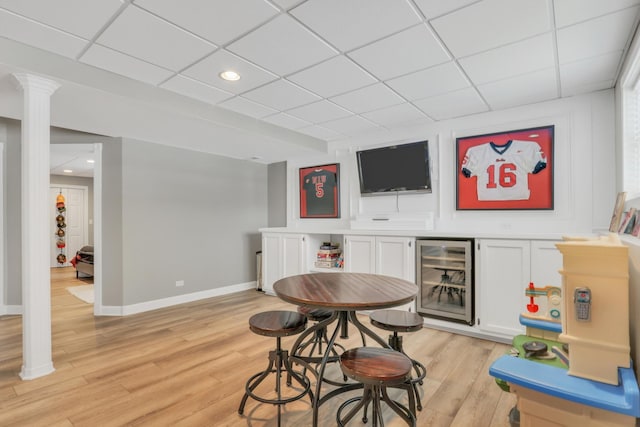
left=477, top=239, right=530, bottom=337
left=50, top=186, right=87, bottom=267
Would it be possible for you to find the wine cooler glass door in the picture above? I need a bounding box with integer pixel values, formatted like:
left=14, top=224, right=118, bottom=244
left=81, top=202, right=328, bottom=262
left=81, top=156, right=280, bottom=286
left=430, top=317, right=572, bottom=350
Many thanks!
left=417, top=240, right=473, bottom=325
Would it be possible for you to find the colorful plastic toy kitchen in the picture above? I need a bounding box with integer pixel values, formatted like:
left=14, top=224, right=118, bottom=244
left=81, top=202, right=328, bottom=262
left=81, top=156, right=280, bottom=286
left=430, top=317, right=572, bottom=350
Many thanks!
left=489, top=234, right=640, bottom=426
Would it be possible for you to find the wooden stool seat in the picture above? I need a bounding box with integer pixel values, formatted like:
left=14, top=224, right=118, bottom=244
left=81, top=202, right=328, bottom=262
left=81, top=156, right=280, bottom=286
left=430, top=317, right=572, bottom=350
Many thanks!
left=337, top=348, right=416, bottom=426
left=239, top=311, right=311, bottom=427
left=369, top=310, right=424, bottom=333
left=297, top=306, right=333, bottom=322
left=369, top=310, right=427, bottom=412
left=340, top=347, right=413, bottom=385
left=249, top=310, right=307, bottom=337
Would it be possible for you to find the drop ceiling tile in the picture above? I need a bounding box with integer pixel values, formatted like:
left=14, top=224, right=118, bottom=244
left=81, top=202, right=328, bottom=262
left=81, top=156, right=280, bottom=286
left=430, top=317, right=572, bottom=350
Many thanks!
left=263, top=112, right=310, bottom=129
left=297, top=124, right=343, bottom=140
left=386, top=62, right=469, bottom=101
left=477, top=67, right=558, bottom=110
left=562, top=79, right=614, bottom=97
left=554, top=0, right=640, bottom=28
left=287, top=56, right=376, bottom=98
left=0, top=0, right=122, bottom=39
left=348, top=24, right=450, bottom=81
left=557, top=7, right=639, bottom=64
left=321, top=115, right=380, bottom=134
left=412, top=0, right=479, bottom=19
left=361, top=103, right=428, bottom=127
left=227, top=14, right=337, bottom=76
left=330, top=83, right=405, bottom=114
left=286, top=100, right=352, bottom=123
left=414, top=87, right=488, bottom=120
left=182, top=49, right=277, bottom=94
left=134, top=0, right=278, bottom=45
left=560, top=51, right=622, bottom=95
left=161, top=75, right=234, bottom=104
left=459, top=33, right=555, bottom=85
left=81, top=44, right=175, bottom=85
left=218, top=96, right=278, bottom=118
left=290, top=0, right=421, bottom=52
left=271, top=0, right=304, bottom=10
left=97, top=5, right=216, bottom=71
left=430, top=0, right=552, bottom=57
left=0, top=8, right=88, bottom=59
left=242, top=79, right=321, bottom=111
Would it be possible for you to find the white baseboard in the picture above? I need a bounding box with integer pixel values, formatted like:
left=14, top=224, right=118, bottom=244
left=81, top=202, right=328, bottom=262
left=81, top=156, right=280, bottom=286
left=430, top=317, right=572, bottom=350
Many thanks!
left=0, top=305, right=23, bottom=315
left=102, top=281, right=257, bottom=317
left=2, top=283, right=258, bottom=318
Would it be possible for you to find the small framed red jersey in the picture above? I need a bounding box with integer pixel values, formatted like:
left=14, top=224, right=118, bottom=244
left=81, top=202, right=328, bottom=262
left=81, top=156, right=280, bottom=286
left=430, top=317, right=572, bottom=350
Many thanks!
left=299, top=163, right=340, bottom=218
left=456, top=125, right=554, bottom=210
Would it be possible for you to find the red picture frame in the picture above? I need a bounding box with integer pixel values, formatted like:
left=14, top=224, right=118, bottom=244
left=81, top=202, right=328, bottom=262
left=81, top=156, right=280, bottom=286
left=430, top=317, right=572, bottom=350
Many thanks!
left=299, top=163, right=340, bottom=218
left=456, top=125, right=554, bottom=210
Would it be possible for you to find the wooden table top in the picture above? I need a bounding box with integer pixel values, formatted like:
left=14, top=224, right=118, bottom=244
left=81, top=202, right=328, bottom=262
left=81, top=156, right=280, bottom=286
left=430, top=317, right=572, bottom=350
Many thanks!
left=273, top=272, right=417, bottom=311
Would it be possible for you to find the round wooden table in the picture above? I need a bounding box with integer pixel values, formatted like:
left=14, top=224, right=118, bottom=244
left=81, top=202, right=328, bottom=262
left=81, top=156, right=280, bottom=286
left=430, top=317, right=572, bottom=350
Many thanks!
left=273, top=272, right=418, bottom=427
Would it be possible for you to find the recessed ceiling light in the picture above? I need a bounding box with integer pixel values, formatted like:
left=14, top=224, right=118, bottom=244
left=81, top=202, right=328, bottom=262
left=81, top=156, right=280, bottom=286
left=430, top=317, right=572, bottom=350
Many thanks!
left=219, top=70, right=240, bottom=81
left=87, top=159, right=95, bottom=164
left=63, top=169, right=73, bottom=173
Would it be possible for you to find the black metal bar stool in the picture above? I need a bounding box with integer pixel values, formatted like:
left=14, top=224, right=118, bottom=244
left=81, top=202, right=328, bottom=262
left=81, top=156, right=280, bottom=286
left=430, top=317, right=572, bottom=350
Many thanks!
left=336, top=347, right=416, bottom=427
left=238, top=310, right=312, bottom=426
left=369, top=310, right=427, bottom=411
left=297, top=306, right=341, bottom=357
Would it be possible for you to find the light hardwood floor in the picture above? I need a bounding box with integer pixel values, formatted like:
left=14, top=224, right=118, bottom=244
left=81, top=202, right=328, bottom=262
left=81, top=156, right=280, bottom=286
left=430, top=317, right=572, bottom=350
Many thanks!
left=0, top=267, right=516, bottom=426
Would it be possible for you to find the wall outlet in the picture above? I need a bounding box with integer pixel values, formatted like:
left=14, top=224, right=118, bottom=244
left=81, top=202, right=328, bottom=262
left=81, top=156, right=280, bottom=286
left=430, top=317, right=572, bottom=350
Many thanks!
left=175, top=280, right=184, bottom=287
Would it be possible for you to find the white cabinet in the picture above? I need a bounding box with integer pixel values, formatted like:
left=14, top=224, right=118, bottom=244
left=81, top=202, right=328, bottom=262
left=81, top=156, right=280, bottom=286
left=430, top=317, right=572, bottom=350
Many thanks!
left=344, top=235, right=416, bottom=311
left=343, top=235, right=375, bottom=273
left=375, top=236, right=416, bottom=284
left=262, top=233, right=308, bottom=295
left=530, top=240, right=563, bottom=287
left=476, top=239, right=562, bottom=337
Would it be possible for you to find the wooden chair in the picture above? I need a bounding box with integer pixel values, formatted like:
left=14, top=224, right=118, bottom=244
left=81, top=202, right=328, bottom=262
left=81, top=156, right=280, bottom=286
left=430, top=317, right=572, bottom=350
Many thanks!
left=238, top=311, right=312, bottom=426
left=337, top=347, right=416, bottom=426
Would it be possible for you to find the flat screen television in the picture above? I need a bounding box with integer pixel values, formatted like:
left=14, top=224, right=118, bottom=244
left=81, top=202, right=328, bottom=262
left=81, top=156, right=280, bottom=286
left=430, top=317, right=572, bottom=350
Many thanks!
left=356, top=140, right=432, bottom=196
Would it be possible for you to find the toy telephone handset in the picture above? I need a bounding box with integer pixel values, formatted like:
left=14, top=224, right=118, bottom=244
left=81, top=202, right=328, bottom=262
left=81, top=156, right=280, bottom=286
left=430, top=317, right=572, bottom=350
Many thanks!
left=574, top=287, right=591, bottom=321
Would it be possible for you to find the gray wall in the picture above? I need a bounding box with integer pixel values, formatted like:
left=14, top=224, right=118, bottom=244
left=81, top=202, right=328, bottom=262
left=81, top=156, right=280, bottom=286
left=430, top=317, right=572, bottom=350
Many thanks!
left=50, top=174, right=94, bottom=244
left=119, top=138, right=267, bottom=305
left=3, top=121, right=269, bottom=307
left=101, top=139, right=124, bottom=306
left=3, top=118, right=21, bottom=304
left=268, top=161, right=287, bottom=227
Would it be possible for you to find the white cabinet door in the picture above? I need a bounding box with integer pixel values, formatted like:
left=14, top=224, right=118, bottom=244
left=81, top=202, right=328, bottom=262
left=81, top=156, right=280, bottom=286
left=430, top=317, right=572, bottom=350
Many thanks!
left=376, top=236, right=415, bottom=282
left=477, top=239, right=530, bottom=336
left=376, top=236, right=416, bottom=311
left=343, top=235, right=375, bottom=273
left=262, top=233, right=281, bottom=295
left=530, top=240, right=562, bottom=288
left=261, top=233, right=307, bottom=295
left=282, top=234, right=306, bottom=279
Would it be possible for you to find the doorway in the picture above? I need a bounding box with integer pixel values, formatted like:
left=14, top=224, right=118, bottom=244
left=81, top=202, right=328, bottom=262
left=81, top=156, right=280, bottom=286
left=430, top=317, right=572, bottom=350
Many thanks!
left=50, top=185, right=88, bottom=268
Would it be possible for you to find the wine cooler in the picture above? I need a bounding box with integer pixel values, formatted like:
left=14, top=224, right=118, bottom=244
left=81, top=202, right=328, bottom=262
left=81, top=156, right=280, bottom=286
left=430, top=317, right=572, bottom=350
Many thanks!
left=416, top=239, right=474, bottom=325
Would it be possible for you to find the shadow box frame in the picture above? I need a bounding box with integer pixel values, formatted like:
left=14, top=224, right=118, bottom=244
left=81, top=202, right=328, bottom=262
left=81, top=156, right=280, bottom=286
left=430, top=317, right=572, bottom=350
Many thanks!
left=299, top=163, right=340, bottom=219
left=456, top=125, right=554, bottom=211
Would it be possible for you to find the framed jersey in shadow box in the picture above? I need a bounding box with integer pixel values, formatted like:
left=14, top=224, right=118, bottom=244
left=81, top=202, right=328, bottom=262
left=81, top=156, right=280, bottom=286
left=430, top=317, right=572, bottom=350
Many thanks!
left=456, top=125, right=554, bottom=210
left=299, top=163, right=340, bottom=218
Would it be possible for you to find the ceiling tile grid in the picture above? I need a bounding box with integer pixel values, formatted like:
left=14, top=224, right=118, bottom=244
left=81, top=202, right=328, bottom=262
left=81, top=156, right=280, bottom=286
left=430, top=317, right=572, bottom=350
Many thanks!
left=0, top=0, right=639, bottom=145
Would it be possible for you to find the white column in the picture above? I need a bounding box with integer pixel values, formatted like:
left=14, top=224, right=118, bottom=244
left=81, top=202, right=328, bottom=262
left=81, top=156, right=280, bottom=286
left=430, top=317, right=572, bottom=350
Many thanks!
left=13, top=73, right=60, bottom=380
